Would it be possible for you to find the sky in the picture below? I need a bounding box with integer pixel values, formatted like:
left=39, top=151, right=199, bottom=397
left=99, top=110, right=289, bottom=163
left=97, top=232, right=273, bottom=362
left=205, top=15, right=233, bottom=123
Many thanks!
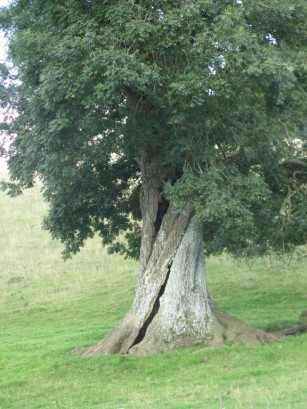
left=0, top=0, right=12, bottom=62
left=0, top=0, right=12, bottom=168
left=0, top=0, right=11, bottom=8
left=0, top=32, right=7, bottom=63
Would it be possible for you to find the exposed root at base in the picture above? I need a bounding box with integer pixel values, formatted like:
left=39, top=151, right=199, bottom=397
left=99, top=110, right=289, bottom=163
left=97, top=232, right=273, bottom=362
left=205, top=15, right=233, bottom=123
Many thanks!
left=208, top=305, right=278, bottom=349
left=270, top=323, right=307, bottom=337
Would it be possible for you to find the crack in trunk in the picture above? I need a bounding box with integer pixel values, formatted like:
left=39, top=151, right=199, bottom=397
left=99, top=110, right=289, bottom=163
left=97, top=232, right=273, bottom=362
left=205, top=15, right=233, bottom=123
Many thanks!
left=129, top=264, right=172, bottom=349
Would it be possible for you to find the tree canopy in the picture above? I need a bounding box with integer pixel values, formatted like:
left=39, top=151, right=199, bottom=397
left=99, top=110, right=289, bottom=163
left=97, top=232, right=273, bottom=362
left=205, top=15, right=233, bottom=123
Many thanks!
left=1, top=0, right=306, bottom=259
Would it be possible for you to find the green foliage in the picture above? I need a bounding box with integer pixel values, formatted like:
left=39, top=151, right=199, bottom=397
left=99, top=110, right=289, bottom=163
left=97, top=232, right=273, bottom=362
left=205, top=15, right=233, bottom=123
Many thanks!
left=166, top=165, right=273, bottom=256
left=0, top=0, right=306, bottom=257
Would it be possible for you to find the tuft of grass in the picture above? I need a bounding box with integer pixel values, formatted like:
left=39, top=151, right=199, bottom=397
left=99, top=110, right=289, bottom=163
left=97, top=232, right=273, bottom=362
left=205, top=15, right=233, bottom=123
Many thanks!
left=0, top=168, right=307, bottom=409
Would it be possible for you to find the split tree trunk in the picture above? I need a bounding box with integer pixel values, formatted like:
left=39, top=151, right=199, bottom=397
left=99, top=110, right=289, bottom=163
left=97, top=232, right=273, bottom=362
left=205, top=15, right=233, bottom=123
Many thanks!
left=85, top=157, right=271, bottom=356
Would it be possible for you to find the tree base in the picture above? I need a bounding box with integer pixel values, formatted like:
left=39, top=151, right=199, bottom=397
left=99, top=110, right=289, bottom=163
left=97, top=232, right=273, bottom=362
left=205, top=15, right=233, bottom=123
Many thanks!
left=85, top=303, right=275, bottom=356
left=85, top=217, right=276, bottom=356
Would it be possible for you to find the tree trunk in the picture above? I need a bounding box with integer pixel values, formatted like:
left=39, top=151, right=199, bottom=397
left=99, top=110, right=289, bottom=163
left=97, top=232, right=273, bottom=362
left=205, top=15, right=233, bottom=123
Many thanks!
left=85, top=158, right=272, bottom=356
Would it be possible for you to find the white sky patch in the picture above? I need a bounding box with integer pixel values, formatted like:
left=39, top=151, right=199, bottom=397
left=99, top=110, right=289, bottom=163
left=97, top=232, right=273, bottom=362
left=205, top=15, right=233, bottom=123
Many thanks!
left=266, top=33, right=277, bottom=45
left=0, top=0, right=13, bottom=158
left=0, top=0, right=12, bottom=62
left=0, top=0, right=11, bottom=7
left=0, top=31, right=8, bottom=63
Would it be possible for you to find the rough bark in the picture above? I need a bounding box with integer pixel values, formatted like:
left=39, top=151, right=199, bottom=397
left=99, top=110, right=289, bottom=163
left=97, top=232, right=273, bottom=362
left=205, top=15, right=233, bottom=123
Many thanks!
left=85, top=157, right=272, bottom=356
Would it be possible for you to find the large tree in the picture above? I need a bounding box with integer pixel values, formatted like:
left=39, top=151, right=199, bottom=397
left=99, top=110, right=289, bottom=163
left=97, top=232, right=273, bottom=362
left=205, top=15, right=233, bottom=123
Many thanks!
left=0, top=0, right=306, bottom=355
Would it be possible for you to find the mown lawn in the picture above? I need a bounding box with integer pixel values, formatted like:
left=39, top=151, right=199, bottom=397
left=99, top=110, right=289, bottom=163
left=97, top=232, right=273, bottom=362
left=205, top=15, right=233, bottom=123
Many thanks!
left=0, top=167, right=306, bottom=409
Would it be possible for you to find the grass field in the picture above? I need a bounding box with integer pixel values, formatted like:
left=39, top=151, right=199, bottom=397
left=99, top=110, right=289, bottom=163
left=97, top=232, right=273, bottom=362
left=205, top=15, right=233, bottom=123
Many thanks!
left=0, top=165, right=306, bottom=409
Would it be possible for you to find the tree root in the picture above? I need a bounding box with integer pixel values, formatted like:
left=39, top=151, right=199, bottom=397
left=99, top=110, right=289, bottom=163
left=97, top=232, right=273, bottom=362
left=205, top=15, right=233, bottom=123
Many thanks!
left=270, top=324, right=307, bottom=337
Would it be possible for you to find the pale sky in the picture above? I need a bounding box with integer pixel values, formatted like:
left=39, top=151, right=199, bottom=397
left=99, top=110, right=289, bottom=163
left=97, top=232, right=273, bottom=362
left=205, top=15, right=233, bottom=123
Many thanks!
left=0, top=0, right=11, bottom=7
left=0, top=32, right=7, bottom=63
left=0, top=0, right=12, bottom=63
left=0, top=0, right=12, bottom=167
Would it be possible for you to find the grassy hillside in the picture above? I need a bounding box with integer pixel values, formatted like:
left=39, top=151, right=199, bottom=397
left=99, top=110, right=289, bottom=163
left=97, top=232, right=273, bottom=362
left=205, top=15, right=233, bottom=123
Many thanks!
left=0, top=166, right=306, bottom=409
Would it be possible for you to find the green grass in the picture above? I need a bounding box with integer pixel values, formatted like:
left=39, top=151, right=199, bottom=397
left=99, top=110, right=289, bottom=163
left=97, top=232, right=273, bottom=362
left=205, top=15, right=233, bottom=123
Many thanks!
left=0, top=167, right=307, bottom=409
